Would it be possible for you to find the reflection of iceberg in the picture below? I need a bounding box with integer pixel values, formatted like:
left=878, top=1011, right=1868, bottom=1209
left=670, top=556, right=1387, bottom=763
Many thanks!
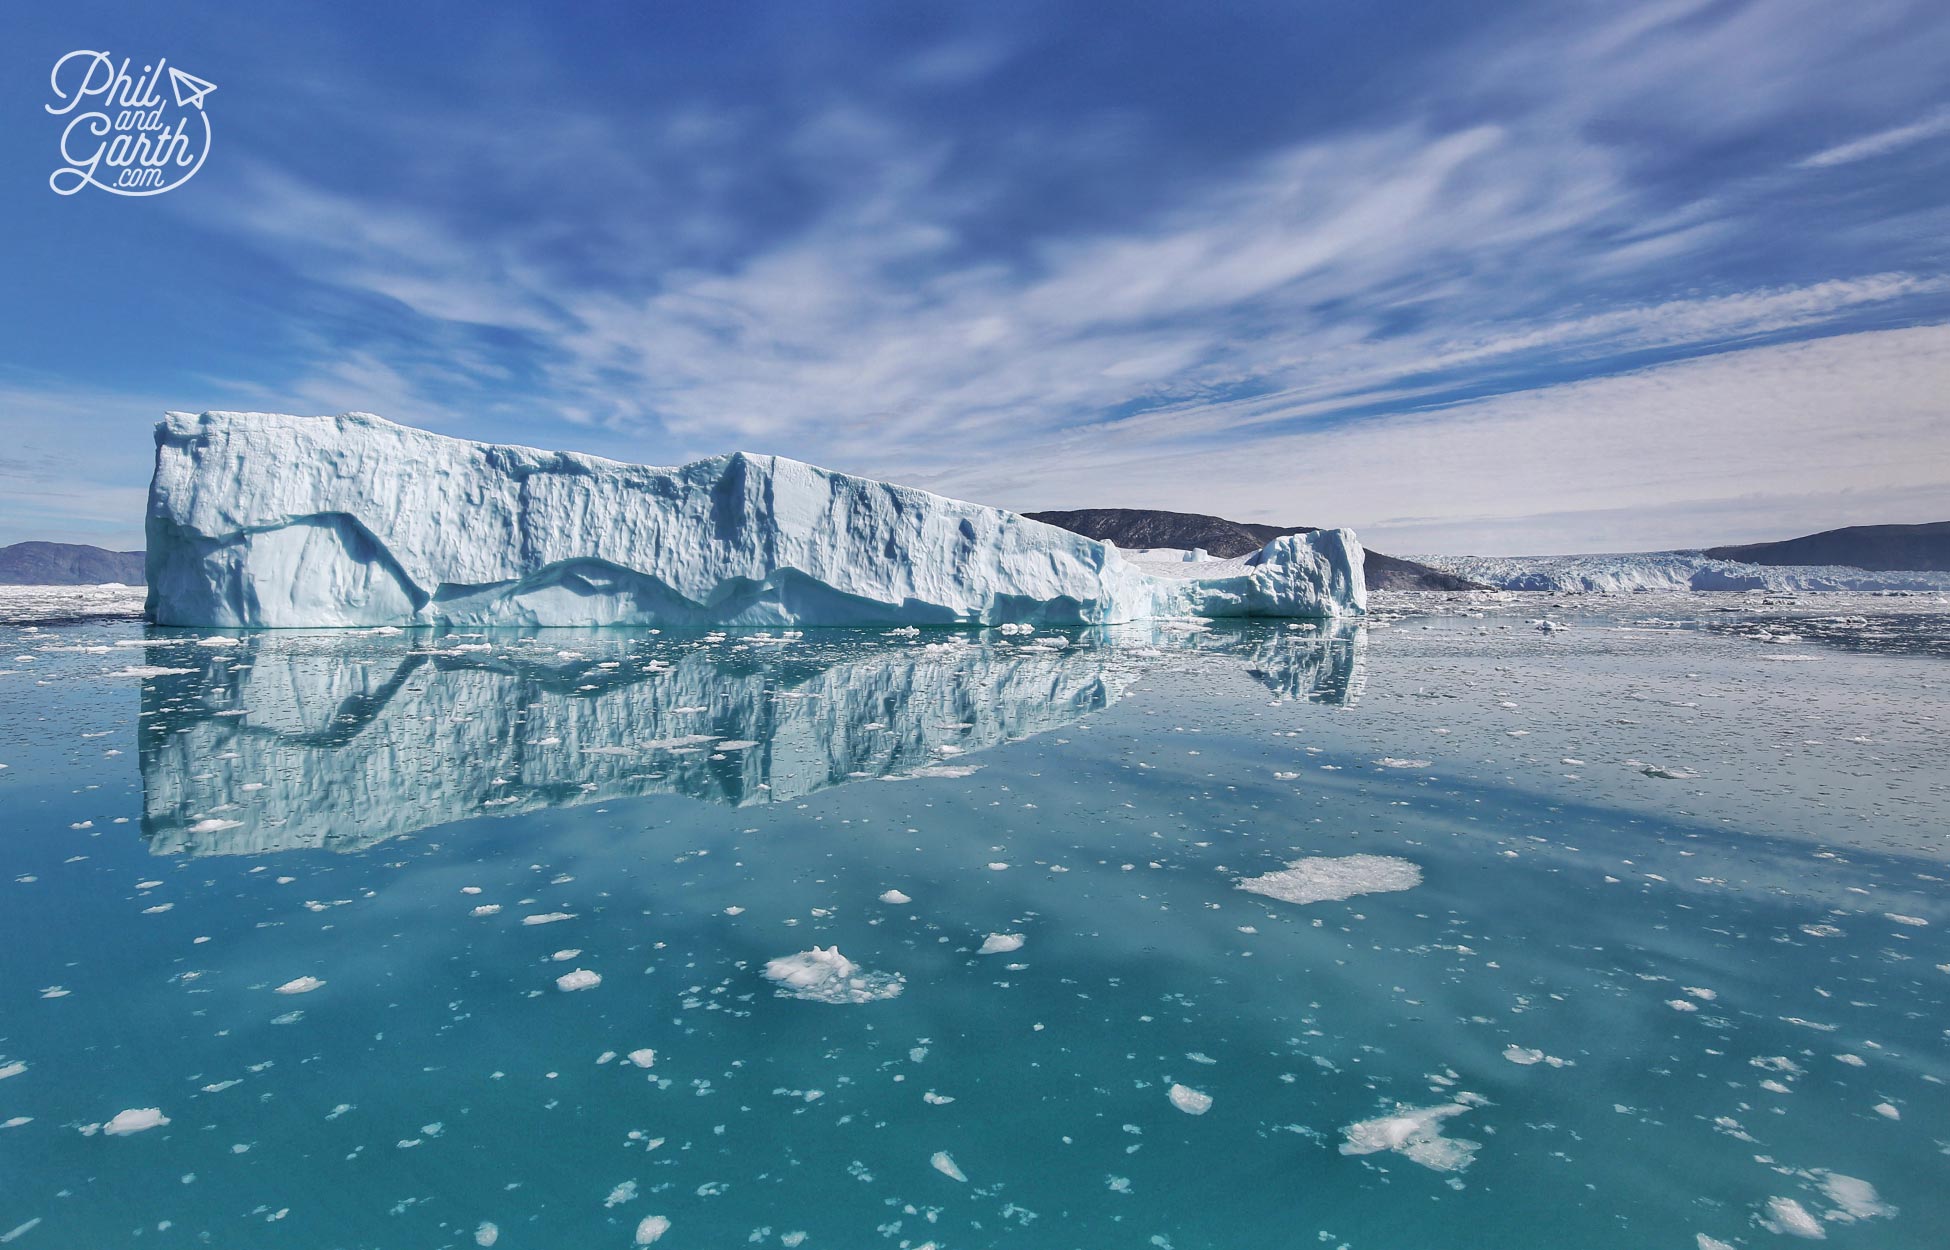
left=139, top=625, right=1366, bottom=856
left=1242, top=621, right=1367, bottom=705
left=139, top=633, right=1131, bottom=855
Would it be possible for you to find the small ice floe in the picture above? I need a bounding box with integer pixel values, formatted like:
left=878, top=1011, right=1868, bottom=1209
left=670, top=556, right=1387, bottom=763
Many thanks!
left=470, top=904, right=501, bottom=917
left=605, top=1181, right=638, bottom=1207
left=931, top=1151, right=968, bottom=1182
left=1667, top=999, right=1700, bottom=1012
left=763, top=947, right=903, bottom=1004
left=1885, top=913, right=1928, bottom=927
left=1502, top=1046, right=1568, bottom=1068
left=1872, top=1102, right=1900, bottom=1120
left=555, top=969, right=602, bottom=992
left=1339, top=1098, right=1483, bottom=1172
left=1167, top=1084, right=1212, bottom=1115
left=104, top=665, right=196, bottom=678
left=102, top=1107, right=170, bottom=1135
left=626, top=1049, right=656, bottom=1069
left=1813, top=1171, right=1895, bottom=1223
left=1375, top=758, right=1431, bottom=769
left=633, top=1215, right=671, bottom=1245
left=552, top=949, right=581, bottom=961
left=523, top=912, right=575, bottom=926
left=977, top=933, right=1025, bottom=955
left=274, top=976, right=324, bottom=995
left=0, top=1061, right=26, bottom=1080
left=1760, top=1196, right=1825, bottom=1238
left=880, top=889, right=912, bottom=905
left=1237, top=855, right=1421, bottom=906
left=1636, top=763, right=1699, bottom=780
left=1531, top=618, right=1568, bottom=633
left=474, top=1221, right=499, bottom=1246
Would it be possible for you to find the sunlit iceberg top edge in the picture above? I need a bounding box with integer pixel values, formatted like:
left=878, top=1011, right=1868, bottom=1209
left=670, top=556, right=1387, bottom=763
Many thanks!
left=145, top=410, right=1365, bottom=627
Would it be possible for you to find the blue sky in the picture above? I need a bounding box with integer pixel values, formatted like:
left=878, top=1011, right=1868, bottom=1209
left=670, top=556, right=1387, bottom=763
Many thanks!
left=2, top=0, right=1947, bottom=554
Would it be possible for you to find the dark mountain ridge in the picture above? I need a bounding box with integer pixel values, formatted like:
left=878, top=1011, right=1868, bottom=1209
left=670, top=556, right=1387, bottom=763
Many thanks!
left=1703, top=521, right=1950, bottom=572
left=1025, top=508, right=1484, bottom=591
left=0, top=541, right=146, bottom=585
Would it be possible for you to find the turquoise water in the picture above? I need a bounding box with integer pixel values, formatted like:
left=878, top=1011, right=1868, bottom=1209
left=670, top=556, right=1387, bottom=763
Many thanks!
left=1, top=610, right=1945, bottom=1248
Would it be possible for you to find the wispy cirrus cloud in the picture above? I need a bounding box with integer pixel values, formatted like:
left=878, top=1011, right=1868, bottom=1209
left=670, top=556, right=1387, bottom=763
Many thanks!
left=1798, top=106, right=1950, bottom=169
left=3, top=0, right=1946, bottom=552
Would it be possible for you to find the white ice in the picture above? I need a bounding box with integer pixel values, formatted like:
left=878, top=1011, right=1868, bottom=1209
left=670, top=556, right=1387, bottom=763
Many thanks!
left=1237, top=854, right=1422, bottom=905
left=144, top=411, right=1365, bottom=627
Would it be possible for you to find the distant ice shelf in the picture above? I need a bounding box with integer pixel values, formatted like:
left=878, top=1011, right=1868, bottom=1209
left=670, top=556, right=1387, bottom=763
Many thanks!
left=145, top=411, right=1366, bottom=627
left=1409, top=550, right=1950, bottom=594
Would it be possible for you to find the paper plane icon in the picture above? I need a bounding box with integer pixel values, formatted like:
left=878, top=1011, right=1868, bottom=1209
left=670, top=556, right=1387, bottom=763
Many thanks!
left=168, top=66, right=217, bottom=110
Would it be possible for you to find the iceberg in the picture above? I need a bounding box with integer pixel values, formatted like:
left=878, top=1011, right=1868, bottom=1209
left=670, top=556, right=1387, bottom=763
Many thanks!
left=145, top=412, right=1364, bottom=627
left=1408, top=550, right=1950, bottom=594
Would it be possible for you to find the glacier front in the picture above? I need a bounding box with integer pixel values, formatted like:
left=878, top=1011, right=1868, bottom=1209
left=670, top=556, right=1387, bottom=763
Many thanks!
left=145, top=411, right=1365, bottom=628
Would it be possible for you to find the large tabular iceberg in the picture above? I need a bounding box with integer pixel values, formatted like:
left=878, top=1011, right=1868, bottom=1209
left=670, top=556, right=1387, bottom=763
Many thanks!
left=145, top=411, right=1365, bottom=628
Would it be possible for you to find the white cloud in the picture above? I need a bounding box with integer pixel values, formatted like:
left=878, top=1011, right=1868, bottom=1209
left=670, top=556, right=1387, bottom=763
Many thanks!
left=1798, top=107, right=1950, bottom=169
left=942, top=325, right=1950, bottom=555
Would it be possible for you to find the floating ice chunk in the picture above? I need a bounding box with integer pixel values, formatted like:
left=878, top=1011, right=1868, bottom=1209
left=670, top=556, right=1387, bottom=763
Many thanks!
left=1502, top=1046, right=1568, bottom=1067
left=633, top=1215, right=670, bottom=1245
left=626, top=1049, right=656, bottom=1069
left=1697, top=1236, right=1735, bottom=1250
left=474, top=1222, right=499, bottom=1246
left=880, top=889, right=912, bottom=905
left=763, top=947, right=904, bottom=1004
left=523, top=912, right=575, bottom=925
left=1871, top=1102, right=1899, bottom=1120
left=1339, top=1101, right=1480, bottom=1172
left=1667, top=999, right=1699, bottom=1012
left=931, top=1151, right=967, bottom=1182
left=471, top=904, right=501, bottom=917
left=274, top=976, right=324, bottom=995
left=978, top=933, right=1025, bottom=955
left=1638, top=763, right=1698, bottom=780
left=555, top=969, right=602, bottom=992
left=1885, top=913, right=1927, bottom=926
left=104, top=665, right=196, bottom=678
left=1814, top=1171, right=1895, bottom=1223
left=103, top=1107, right=170, bottom=1135
left=1237, top=854, right=1421, bottom=906
left=1374, top=758, right=1431, bottom=769
left=606, top=1181, right=638, bottom=1207
left=1760, top=1196, right=1826, bottom=1238
left=1167, top=1084, right=1212, bottom=1115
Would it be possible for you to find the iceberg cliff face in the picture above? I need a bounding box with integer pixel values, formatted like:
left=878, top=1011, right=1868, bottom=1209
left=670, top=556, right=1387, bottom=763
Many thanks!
left=145, top=412, right=1364, bottom=628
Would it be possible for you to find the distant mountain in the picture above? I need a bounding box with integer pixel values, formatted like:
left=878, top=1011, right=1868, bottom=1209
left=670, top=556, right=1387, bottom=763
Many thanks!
left=1024, top=508, right=1484, bottom=591
left=0, top=542, right=146, bottom=585
left=1703, top=521, right=1950, bottom=572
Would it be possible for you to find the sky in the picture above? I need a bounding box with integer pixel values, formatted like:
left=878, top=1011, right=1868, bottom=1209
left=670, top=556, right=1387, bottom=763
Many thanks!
left=2, top=1, right=1947, bottom=555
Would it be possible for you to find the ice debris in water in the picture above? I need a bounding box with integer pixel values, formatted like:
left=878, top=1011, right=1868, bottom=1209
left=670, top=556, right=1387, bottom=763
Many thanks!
left=625, top=1049, right=656, bottom=1069
left=273, top=976, right=324, bottom=995
left=634, top=1214, right=671, bottom=1245
left=977, top=933, right=1025, bottom=955
left=1502, top=1046, right=1569, bottom=1067
left=931, top=1151, right=968, bottom=1182
left=1760, top=1196, right=1825, bottom=1239
left=555, top=969, right=602, bottom=992
left=1339, top=1099, right=1483, bottom=1172
left=1237, top=854, right=1421, bottom=905
left=103, top=1108, right=170, bottom=1136
left=1167, top=1084, right=1213, bottom=1115
left=763, top=947, right=904, bottom=1004
left=474, top=1221, right=498, bottom=1246
left=879, top=889, right=912, bottom=905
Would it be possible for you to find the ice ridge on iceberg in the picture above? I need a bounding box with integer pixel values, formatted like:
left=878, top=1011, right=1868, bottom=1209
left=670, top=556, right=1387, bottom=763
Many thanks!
left=145, top=411, right=1366, bottom=627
